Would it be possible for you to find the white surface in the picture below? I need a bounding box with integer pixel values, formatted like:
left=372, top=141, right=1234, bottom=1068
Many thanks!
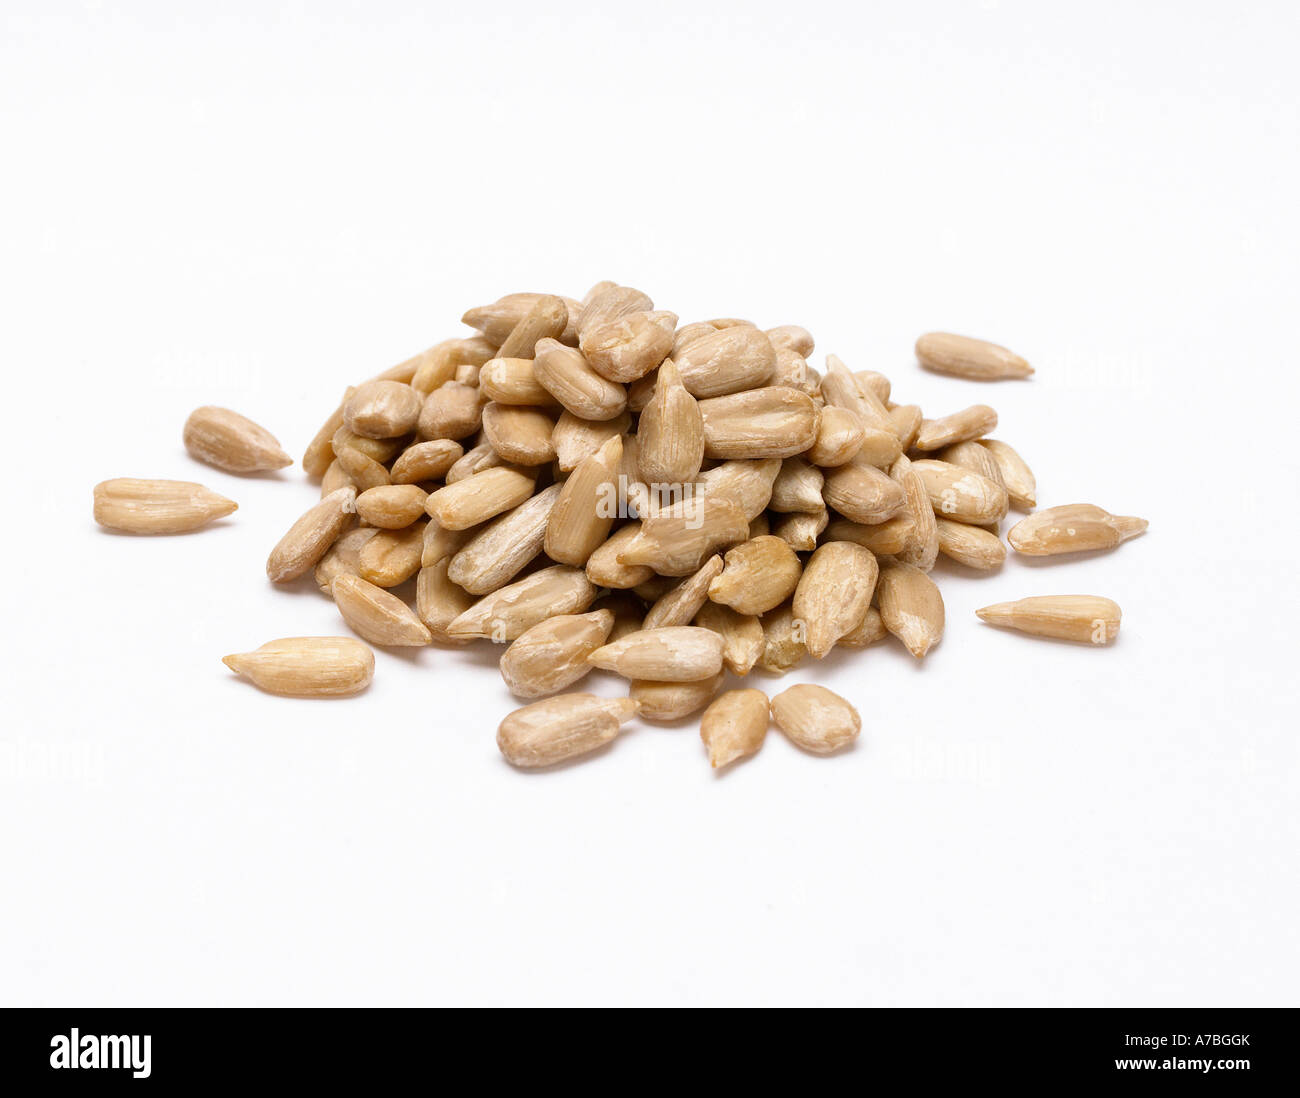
left=2, top=0, right=1297, bottom=1007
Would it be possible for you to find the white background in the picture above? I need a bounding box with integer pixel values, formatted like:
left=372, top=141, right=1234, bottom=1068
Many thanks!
left=2, top=0, right=1297, bottom=1006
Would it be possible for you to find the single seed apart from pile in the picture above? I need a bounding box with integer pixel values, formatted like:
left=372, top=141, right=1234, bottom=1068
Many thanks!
left=978, top=439, right=1036, bottom=508
left=708, top=535, right=803, bottom=616
left=496, top=694, right=640, bottom=769
left=448, top=565, right=597, bottom=641
left=976, top=595, right=1122, bottom=644
left=1007, top=504, right=1148, bottom=556
left=876, top=561, right=945, bottom=658
left=499, top=610, right=615, bottom=698
left=630, top=672, right=726, bottom=722
left=792, top=541, right=879, bottom=658
left=93, top=478, right=238, bottom=535
left=357, top=521, right=425, bottom=587
left=344, top=380, right=422, bottom=439
left=183, top=406, right=292, bottom=474
left=699, top=689, right=770, bottom=768
left=916, top=332, right=1034, bottom=380
left=425, top=466, right=537, bottom=530
left=914, top=404, right=999, bottom=451
left=770, top=684, right=861, bottom=755
left=355, top=484, right=429, bottom=529
left=643, top=555, right=724, bottom=629
left=693, top=601, right=765, bottom=675
left=935, top=518, right=1007, bottom=570
left=910, top=459, right=1009, bottom=525
left=588, top=626, right=725, bottom=682
left=266, top=486, right=356, bottom=582
left=222, top=637, right=374, bottom=697
left=332, top=574, right=432, bottom=646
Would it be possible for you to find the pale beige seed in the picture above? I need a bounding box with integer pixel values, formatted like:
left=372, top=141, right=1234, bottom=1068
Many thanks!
left=771, top=684, right=861, bottom=755
left=93, top=478, right=238, bottom=535
left=838, top=606, right=888, bottom=649
left=544, top=434, right=621, bottom=567
left=770, top=347, right=820, bottom=396
left=448, top=565, right=597, bottom=641
left=822, top=460, right=908, bottom=524
left=183, top=406, right=292, bottom=474
left=765, top=325, right=814, bottom=358
left=936, top=439, right=1006, bottom=491
left=671, top=317, right=753, bottom=358
left=824, top=516, right=914, bottom=556
left=410, top=337, right=498, bottom=395
left=223, top=637, right=374, bottom=697
left=808, top=405, right=866, bottom=467
left=694, top=601, right=764, bottom=676
left=478, top=357, right=556, bottom=406
left=708, top=535, right=802, bottom=616
left=464, top=292, right=582, bottom=347
left=700, top=688, right=770, bottom=768
left=580, top=310, right=677, bottom=383
left=631, top=672, right=725, bottom=722
left=449, top=483, right=561, bottom=594
left=876, top=562, right=945, bottom=658
left=886, top=404, right=923, bottom=449
left=769, top=457, right=825, bottom=513
left=334, top=444, right=390, bottom=491
left=792, top=541, right=879, bottom=658
left=494, top=294, right=571, bottom=359
left=977, top=595, right=1121, bottom=644
left=854, top=427, right=905, bottom=469
left=757, top=603, right=807, bottom=674
left=936, top=518, right=1006, bottom=570
left=533, top=338, right=628, bottom=421
left=855, top=370, right=891, bottom=404
left=332, top=574, right=432, bottom=647
left=418, top=380, right=483, bottom=441
left=821, top=356, right=890, bottom=429
left=415, top=560, right=475, bottom=644
left=266, top=486, right=356, bottom=582
left=637, top=359, right=705, bottom=485
left=320, top=459, right=356, bottom=497
left=421, top=518, right=475, bottom=568
left=496, top=694, right=640, bottom=769
left=643, top=555, right=723, bottom=629
left=770, top=508, right=829, bottom=552
left=481, top=403, right=556, bottom=466
left=586, top=524, right=656, bottom=589
left=344, top=380, right=422, bottom=439
left=978, top=438, right=1037, bottom=509
left=425, top=466, right=537, bottom=530
left=893, top=454, right=939, bottom=572
left=911, top=459, right=1009, bottom=525
left=1007, top=504, right=1148, bottom=556
left=355, top=484, right=428, bottom=529
left=499, top=610, right=615, bottom=698
left=444, top=440, right=503, bottom=484
left=696, top=459, right=782, bottom=520
left=315, top=526, right=377, bottom=595
left=916, top=332, right=1033, bottom=380
left=332, top=426, right=402, bottom=465
left=390, top=439, right=464, bottom=484
left=699, top=387, right=819, bottom=459
left=915, top=404, right=999, bottom=451
left=617, top=496, right=749, bottom=576
left=302, top=390, right=351, bottom=478
left=357, top=521, right=426, bottom=587
left=455, top=362, right=482, bottom=387
left=576, top=285, right=655, bottom=343
left=674, top=326, right=776, bottom=398
left=552, top=410, right=631, bottom=472
left=589, top=626, right=724, bottom=682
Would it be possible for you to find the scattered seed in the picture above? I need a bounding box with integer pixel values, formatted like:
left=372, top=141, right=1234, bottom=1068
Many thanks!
left=183, top=406, right=292, bottom=474
left=223, top=637, right=374, bottom=697
left=266, top=486, right=356, bottom=582
left=976, top=595, right=1121, bottom=644
left=699, top=688, right=770, bottom=768
left=93, top=478, right=238, bottom=535
left=1007, top=503, right=1147, bottom=556
left=770, top=684, right=861, bottom=754
left=916, top=332, right=1033, bottom=380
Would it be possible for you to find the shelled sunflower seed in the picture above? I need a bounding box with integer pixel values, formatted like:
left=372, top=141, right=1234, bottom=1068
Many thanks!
left=97, top=280, right=1148, bottom=771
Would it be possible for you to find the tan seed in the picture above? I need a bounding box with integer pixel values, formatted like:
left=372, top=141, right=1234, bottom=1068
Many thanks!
left=421, top=518, right=475, bottom=568
left=935, top=438, right=1006, bottom=491
left=822, top=460, right=908, bottom=524
left=893, top=454, right=939, bottom=572
left=533, top=338, right=628, bottom=421
left=302, top=390, right=351, bottom=478
left=183, top=406, right=291, bottom=474
left=674, top=326, right=776, bottom=397
left=334, top=445, right=390, bottom=492
left=315, top=526, right=377, bottom=595
left=332, top=426, right=402, bottom=465
left=448, top=565, right=597, bottom=641
left=915, top=404, right=998, bottom=451
left=481, top=403, right=556, bottom=466
left=631, top=672, right=725, bottom=722
left=332, top=574, right=432, bottom=646
left=390, top=439, right=464, bottom=484
left=699, top=387, right=819, bottom=459
left=769, top=456, right=825, bottom=513
left=448, top=483, right=561, bottom=594
left=320, top=458, right=356, bottom=497
left=93, top=478, right=238, bottom=535
left=444, top=441, right=503, bottom=484
left=1007, top=504, right=1148, bottom=556
left=586, top=524, right=656, bottom=589
left=643, top=555, right=723, bottom=629
left=589, top=626, right=724, bottom=682
left=696, top=459, right=782, bottom=520
left=911, top=459, right=1009, bottom=525
left=425, top=466, right=538, bottom=530
left=855, top=370, right=891, bottom=404
left=357, top=521, right=426, bottom=587
left=500, top=610, right=615, bottom=698
left=464, top=292, right=581, bottom=347
left=770, top=684, right=861, bottom=755
left=708, top=535, right=802, bottom=616
left=757, top=602, right=807, bottom=674
left=617, top=496, right=749, bottom=576
left=552, top=410, right=631, bottom=472
left=821, top=356, right=890, bottom=430
left=838, top=606, right=888, bottom=648
left=916, top=331, right=1033, bottom=380
left=824, top=516, right=914, bottom=556
left=494, top=294, right=571, bottom=359
left=693, top=601, right=764, bottom=676
left=977, top=595, right=1121, bottom=644
left=792, top=541, right=878, bottom=658
left=808, top=405, right=866, bottom=467
left=344, top=380, right=422, bottom=439
left=544, top=434, right=622, bottom=567
left=765, top=325, right=814, bottom=357
left=223, top=637, right=374, bottom=697
left=576, top=285, right=655, bottom=342
left=355, top=484, right=428, bottom=529
left=496, top=694, right=640, bottom=769
left=978, top=438, right=1037, bottom=508
left=876, top=561, right=945, bottom=658
left=886, top=404, right=923, bottom=449
left=637, top=360, right=705, bottom=485
left=700, top=688, right=770, bottom=768
left=580, top=310, right=677, bottom=383
left=266, top=486, right=356, bottom=582
left=409, top=337, right=498, bottom=395
left=478, top=357, right=556, bottom=407
left=415, top=560, right=475, bottom=644
left=770, top=508, right=829, bottom=552
left=418, top=380, right=483, bottom=441
left=936, top=518, right=1006, bottom=570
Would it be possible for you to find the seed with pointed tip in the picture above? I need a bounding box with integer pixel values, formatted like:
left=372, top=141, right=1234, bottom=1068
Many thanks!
left=93, top=478, right=238, bottom=535
left=1007, top=504, right=1148, bottom=556
left=915, top=332, right=1034, bottom=380
left=496, top=694, right=640, bottom=768
left=976, top=595, right=1121, bottom=644
left=876, top=562, right=945, bottom=658
left=266, top=486, right=356, bottom=582
left=588, top=626, right=724, bottom=682
left=332, top=574, right=432, bottom=647
left=183, top=406, right=292, bottom=473
left=700, top=688, right=770, bottom=768
left=223, top=637, right=374, bottom=697
left=792, top=541, right=879, bottom=658
left=499, top=610, right=615, bottom=698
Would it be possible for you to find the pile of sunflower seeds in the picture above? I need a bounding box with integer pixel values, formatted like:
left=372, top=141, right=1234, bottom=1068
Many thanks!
left=93, top=282, right=1148, bottom=770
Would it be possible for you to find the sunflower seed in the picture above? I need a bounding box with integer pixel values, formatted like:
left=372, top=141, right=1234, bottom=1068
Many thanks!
left=355, top=484, right=429, bottom=529
left=631, top=672, right=725, bottom=721
left=699, top=387, right=819, bottom=459
left=637, top=359, right=705, bottom=485
left=499, top=610, right=615, bottom=698
left=320, top=459, right=356, bottom=497
left=357, top=520, right=426, bottom=587
left=855, top=370, right=891, bottom=403
left=266, top=486, right=356, bottom=581
left=410, top=337, right=498, bottom=394
left=421, top=517, right=474, bottom=567
left=390, top=439, right=464, bottom=484
left=700, top=688, right=770, bottom=768
left=765, top=325, right=814, bottom=357
left=770, top=684, right=861, bottom=755
left=332, top=574, right=432, bottom=646
left=910, top=459, right=1009, bottom=525
left=757, top=603, right=807, bottom=674
left=588, top=625, right=724, bottom=682
left=807, top=405, right=866, bottom=467
left=464, top=292, right=581, bottom=347
left=544, top=434, right=622, bottom=566
left=892, top=454, right=939, bottom=572
left=223, top=636, right=374, bottom=697
left=708, top=535, right=802, bottom=616
left=935, top=439, right=1006, bottom=490
left=418, top=380, right=484, bottom=441
left=976, top=595, right=1121, bottom=644
left=640, top=555, right=723, bottom=629
left=822, top=460, right=908, bottom=524
left=444, top=441, right=503, bottom=484
left=315, top=526, right=378, bottom=595
left=769, top=457, right=825, bottom=513
left=876, top=561, right=944, bottom=658
left=494, top=294, right=571, bottom=359
left=837, top=606, right=888, bottom=648
left=616, top=496, right=749, bottom=576
left=425, top=466, right=538, bottom=530
left=586, top=525, right=656, bottom=589
left=693, top=601, right=764, bottom=676
left=93, top=478, right=238, bottom=535
left=886, top=403, right=923, bottom=449
left=478, top=357, right=556, bottom=407
left=821, top=356, right=890, bottom=429
left=674, top=326, right=776, bottom=397
left=770, top=508, right=829, bottom=552
left=914, top=404, right=998, bottom=451
left=533, top=338, right=629, bottom=421
left=576, top=285, right=655, bottom=343
left=1007, top=504, right=1147, bottom=555
left=335, top=444, right=390, bottom=491
left=552, top=410, right=631, bottom=473
left=449, top=483, right=561, bottom=594
left=302, top=390, right=351, bottom=478
left=448, top=565, right=597, bottom=641
left=696, top=459, right=782, bottom=520
left=915, top=332, right=1033, bottom=380
left=792, top=541, right=879, bottom=658
left=332, top=426, right=402, bottom=465
left=580, top=310, right=677, bottom=383
left=344, top=380, right=422, bottom=439
left=480, top=403, right=556, bottom=466
left=496, top=693, right=640, bottom=768
left=183, top=406, right=291, bottom=474
left=978, top=439, right=1036, bottom=509
left=415, top=560, right=476, bottom=644
left=935, top=518, right=1006, bottom=570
